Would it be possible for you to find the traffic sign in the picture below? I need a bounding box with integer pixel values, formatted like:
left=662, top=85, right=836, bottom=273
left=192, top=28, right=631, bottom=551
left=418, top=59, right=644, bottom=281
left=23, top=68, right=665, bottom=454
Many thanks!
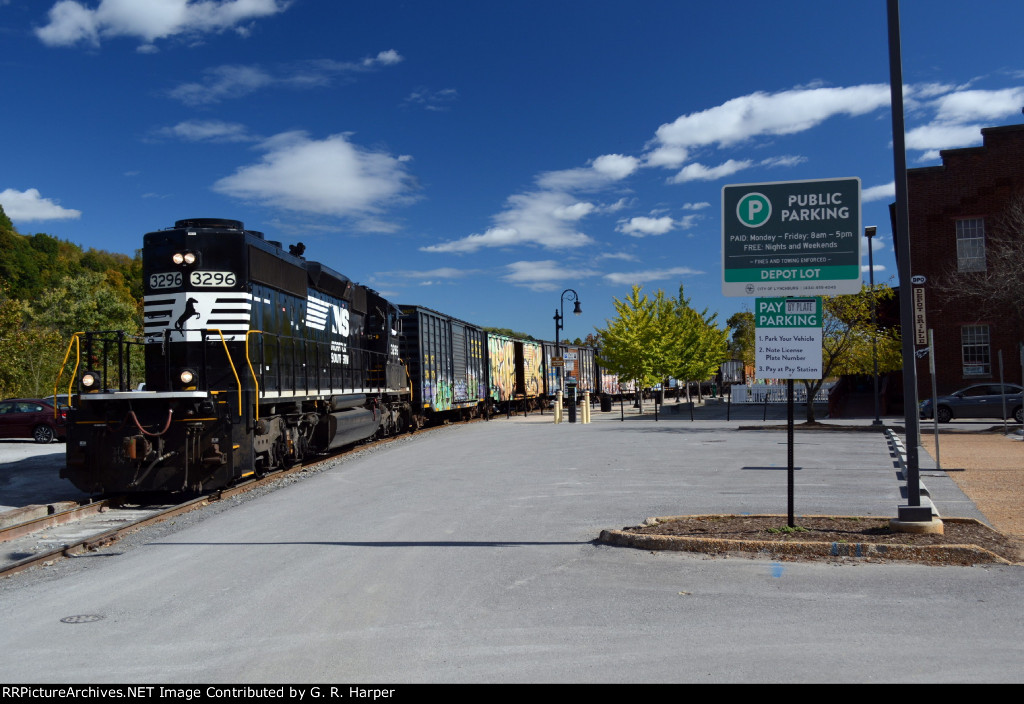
left=723, top=178, right=861, bottom=297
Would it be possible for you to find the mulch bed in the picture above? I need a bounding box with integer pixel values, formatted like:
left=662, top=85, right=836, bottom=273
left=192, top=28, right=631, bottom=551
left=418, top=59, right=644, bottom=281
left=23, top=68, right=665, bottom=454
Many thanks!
left=602, top=514, right=1023, bottom=566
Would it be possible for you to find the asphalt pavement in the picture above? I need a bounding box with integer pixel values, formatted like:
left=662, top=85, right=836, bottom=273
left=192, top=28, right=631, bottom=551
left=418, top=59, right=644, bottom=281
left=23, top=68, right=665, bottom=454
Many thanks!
left=0, top=406, right=1019, bottom=683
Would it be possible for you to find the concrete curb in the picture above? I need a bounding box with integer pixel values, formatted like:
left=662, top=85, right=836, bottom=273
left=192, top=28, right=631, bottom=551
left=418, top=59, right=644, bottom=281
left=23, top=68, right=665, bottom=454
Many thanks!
left=598, top=514, right=1013, bottom=565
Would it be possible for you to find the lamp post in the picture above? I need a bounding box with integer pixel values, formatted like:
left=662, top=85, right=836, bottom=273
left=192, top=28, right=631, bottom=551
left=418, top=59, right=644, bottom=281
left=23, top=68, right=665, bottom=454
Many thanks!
left=866, top=225, right=882, bottom=426
left=553, top=289, right=581, bottom=420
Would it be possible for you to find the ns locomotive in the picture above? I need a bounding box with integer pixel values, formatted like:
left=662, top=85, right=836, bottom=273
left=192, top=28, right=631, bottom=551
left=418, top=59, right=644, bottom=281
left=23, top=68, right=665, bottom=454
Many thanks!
left=61, top=218, right=410, bottom=494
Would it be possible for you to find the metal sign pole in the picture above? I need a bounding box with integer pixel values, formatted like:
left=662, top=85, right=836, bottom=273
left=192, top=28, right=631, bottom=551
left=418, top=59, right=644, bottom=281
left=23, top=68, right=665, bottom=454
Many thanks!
left=787, top=378, right=795, bottom=528
left=928, top=330, right=940, bottom=471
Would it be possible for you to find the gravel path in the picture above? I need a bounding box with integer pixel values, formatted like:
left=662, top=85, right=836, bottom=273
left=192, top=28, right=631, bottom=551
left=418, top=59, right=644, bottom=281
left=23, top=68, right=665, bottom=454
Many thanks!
left=921, top=431, right=1024, bottom=539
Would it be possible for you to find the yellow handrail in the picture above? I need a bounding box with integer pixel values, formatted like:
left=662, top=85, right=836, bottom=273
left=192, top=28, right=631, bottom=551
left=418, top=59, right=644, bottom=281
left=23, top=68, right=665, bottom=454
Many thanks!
left=206, top=329, right=243, bottom=417
left=53, top=332, right=85, bottom=419
left=245, top=330, right=263, bottom=420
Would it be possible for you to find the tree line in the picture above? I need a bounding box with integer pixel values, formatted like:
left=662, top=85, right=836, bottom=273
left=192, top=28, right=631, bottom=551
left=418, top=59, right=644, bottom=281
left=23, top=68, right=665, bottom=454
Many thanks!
left=0, top=205, right=142, bottom=399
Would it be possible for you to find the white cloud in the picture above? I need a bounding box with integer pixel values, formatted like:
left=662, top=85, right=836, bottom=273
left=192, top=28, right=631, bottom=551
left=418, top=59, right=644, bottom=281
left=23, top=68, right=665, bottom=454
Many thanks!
left=682, top=202, right=710, bottom=210
left=760, top=155, right=807, bottom=168
left=35, top=0, right=290, bottom=48
left=154, top=119, right=255, bottom=142
left=364, top=49, right=402, bottom=67
left=670, top=159, right=753, bottom=183
left=932, top=88, right=1024, bottom=124
left=404, top=87, right=458, bottom=112
left=0, top=188, right=81, bottom=221
left=167, top=52, right=403, bottom=105
left=905, top=123, right=985, bottom=152
left=503, top=260, right=597, bottom=291
left=379, top=267, right=474, bottom=279
left=168, top=64, right=275, bottom=105
left=617, top=216, right=675, bottom=237
left=604, top=267, right=703, bottom=286
left=536, top=154, right=639, bottom=190
left=421, top=190, right=595, bottom=253
left=862, top=182, right=895, bottom=203
left=902, top=85, right=1024, bottom=159
left=647, top=84, right=891, bottom=161
left=598, top=252, right=638, bottom=262
left=212, top=131, right=415, bottom=218
left=552, top=202, right=595, bottom=220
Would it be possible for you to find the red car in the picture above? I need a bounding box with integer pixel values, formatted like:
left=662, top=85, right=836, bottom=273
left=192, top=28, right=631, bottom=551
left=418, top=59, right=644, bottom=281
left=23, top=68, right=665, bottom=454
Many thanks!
left=0, top=398, right=67, bottom=443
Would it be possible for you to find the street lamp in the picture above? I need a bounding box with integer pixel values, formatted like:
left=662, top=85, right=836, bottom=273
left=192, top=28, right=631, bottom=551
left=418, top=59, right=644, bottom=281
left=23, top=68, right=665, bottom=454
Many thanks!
left=553, top=289, right=581, bottom=419
left=866, top=225, right=882, bottom=426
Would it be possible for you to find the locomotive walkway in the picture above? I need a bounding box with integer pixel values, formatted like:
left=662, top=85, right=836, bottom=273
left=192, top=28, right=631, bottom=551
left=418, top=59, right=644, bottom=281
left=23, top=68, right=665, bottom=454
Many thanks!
left=0, top=408, right=1020, bottom=683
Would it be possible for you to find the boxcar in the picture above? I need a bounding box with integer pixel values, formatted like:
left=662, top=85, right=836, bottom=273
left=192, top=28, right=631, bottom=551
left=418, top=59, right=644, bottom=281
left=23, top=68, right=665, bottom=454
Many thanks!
left=486, top=332, right=544, bottom=408
left=399, top=305, right=487, bottom=423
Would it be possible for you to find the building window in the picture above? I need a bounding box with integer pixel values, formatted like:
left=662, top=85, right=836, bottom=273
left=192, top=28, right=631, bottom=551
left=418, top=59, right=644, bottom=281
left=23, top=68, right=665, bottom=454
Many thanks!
left=961, top=324, right=990, bottom=376
left=956, top=218, right=986, bottom=272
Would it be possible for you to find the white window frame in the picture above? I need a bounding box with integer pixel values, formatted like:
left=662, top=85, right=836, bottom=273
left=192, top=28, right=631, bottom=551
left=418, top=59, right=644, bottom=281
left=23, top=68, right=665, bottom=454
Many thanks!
left=956, top=218, right=986, bottom=272
left=961, top=324, right=991, bottom=377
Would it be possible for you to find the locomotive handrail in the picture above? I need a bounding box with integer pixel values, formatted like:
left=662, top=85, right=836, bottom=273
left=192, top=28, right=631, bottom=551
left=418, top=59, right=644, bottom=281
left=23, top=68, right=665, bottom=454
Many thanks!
left=54, top=332, right=85, bottom=419
left=245, top=330, right=263, bottom=421
left=203, top=328, right=244, bottom=417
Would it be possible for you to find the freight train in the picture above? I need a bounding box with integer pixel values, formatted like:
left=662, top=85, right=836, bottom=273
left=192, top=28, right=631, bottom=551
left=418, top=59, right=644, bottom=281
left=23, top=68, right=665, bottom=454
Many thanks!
left=59, top=218, right=622, bottom=495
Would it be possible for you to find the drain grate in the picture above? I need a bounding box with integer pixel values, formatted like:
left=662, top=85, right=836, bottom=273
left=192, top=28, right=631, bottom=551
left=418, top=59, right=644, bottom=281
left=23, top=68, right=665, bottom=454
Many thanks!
left=60, top=614, right=105, bottom=624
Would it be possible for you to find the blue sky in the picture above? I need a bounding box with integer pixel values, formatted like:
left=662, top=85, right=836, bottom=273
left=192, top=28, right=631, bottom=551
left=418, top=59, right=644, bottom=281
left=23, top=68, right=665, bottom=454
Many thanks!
left=3, top=0, right=1024, bottom=342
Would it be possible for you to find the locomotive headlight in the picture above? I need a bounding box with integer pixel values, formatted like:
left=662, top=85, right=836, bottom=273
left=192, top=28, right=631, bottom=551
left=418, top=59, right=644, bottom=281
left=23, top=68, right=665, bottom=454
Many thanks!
left=81, top=371, right=100, bottom=389
left=179, top=369, right=196, bottom=385
left=172, top=251, right=198, bottom=265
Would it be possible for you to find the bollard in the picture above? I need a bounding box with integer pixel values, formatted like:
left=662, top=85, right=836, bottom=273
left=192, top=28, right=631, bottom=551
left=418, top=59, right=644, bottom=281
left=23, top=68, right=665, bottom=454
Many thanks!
left=555, top=391, right=563, bottom=423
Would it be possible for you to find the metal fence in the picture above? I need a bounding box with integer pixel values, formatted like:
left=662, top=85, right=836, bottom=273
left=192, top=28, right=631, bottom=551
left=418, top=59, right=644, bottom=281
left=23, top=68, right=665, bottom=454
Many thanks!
left=730, top=382, right=834, bottom=404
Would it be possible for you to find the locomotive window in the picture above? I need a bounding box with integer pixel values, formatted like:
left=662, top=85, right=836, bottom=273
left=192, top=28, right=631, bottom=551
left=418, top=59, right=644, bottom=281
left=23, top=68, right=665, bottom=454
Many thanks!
left=190, top=271, right=237, bottom=287
left=149, top=271, right=182, bottom=289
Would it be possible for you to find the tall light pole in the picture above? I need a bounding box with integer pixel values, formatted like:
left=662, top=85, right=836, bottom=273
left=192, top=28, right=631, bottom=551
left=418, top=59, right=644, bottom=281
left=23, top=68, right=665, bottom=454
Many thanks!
left=866, top=226, right=882, bottom=426
left=553, top=289, right=581, bottom=416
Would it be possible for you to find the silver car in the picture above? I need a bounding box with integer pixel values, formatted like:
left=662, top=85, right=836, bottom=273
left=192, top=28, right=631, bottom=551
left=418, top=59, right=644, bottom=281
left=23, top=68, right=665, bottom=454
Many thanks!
left=920, top=383, right=1023, bottom=423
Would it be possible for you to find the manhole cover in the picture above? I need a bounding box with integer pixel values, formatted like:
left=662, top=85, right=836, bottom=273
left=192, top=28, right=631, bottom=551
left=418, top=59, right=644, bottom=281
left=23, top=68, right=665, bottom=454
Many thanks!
left=60, top=614, right=105, bottom=624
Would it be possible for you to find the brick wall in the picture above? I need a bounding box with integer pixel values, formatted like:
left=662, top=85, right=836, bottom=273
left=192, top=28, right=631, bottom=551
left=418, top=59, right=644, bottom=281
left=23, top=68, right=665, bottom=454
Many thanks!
left=903, top=124, right=1024, bottom=399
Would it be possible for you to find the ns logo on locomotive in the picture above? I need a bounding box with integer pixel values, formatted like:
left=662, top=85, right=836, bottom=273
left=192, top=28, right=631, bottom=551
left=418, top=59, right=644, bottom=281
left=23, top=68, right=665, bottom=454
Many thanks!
left=60, top=218, right=411, bottom=494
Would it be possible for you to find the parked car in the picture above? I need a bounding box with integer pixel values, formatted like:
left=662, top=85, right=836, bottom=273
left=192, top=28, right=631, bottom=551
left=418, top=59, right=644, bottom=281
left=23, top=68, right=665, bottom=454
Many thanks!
left=920, top=384, right=1023, bottom=423
left=0, top=398, right=67, bottom=443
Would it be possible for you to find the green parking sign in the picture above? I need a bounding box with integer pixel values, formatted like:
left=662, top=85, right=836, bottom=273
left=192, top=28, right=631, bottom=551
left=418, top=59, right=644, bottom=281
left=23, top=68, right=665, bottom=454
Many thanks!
left=722, top=178, right=861, bottom=297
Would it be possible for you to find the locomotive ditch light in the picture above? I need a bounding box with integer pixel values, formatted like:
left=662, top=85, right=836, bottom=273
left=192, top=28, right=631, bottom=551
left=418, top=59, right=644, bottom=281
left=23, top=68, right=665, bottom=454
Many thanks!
left=172, top=251, right=199, bottom=265
left=80, top=371, right=100, bottom=390
left=179, top=368, right=197, bottom=386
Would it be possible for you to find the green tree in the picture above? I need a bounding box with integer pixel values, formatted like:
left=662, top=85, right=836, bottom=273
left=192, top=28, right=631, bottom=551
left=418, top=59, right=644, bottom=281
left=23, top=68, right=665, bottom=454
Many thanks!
left=596, top=286, right=658, bottom=409
left=801, top=284, right=902, bottom=423
left=0, top=282, right=29, bottom=398
left=28, top=271, right=141, bottom=338
left=667, top=287, right=730, bottom=400
left=596, top=285, right=730, bottom=408
left=727, top=310, right=756, bottom=369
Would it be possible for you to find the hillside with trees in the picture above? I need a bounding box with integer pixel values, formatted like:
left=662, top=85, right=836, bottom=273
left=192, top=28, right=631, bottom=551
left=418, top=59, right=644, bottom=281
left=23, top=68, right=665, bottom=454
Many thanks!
left=0, top=204, right=142, bottom=399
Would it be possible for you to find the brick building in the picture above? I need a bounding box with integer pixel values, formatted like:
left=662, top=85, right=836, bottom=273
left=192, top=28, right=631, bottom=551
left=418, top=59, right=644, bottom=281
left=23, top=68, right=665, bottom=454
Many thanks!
left=899, top=123, right=1024, bottom=401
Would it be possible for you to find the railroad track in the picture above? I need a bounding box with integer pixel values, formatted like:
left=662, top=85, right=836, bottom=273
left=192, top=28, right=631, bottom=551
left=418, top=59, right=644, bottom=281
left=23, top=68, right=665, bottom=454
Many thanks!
left=0, top=417, right=486, bottom=579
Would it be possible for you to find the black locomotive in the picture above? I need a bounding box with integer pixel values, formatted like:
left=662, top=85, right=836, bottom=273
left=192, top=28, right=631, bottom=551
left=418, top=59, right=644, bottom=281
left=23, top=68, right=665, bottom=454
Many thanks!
left=61, top=218, right=410, bottom=494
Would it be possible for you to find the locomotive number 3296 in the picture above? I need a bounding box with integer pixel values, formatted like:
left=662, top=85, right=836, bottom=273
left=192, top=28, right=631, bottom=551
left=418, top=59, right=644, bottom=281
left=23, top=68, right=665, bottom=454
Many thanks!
left=190, top=271, right=237, bottom=287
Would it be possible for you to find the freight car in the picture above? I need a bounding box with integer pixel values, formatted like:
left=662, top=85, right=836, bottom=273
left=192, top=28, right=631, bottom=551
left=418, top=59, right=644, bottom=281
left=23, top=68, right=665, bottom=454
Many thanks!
left=60, top=218, right=410, bottom=494
left=398, top=305, right=488, bottom=425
